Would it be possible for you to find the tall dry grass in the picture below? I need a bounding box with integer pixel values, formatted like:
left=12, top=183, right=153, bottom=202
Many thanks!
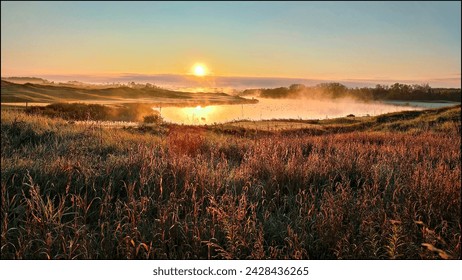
left=1, top=108, right=460, bottom=259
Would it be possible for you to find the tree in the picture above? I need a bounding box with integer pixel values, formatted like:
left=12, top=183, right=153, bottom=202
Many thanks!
left=317, top=83, right=348, bottom=98
left=289, top=84, right=306, bottom=92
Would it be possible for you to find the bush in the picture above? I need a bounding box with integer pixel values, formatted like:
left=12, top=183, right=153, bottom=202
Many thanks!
left=143, top=113, right=163, bottom=124
left=26, top=103, right=160, bottom=122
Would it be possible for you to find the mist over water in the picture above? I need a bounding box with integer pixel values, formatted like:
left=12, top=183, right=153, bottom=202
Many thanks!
left=155, top=98, right=458, bottom=125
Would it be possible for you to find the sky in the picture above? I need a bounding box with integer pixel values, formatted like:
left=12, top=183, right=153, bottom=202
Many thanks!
left=1, top=1, right=461, bottom=88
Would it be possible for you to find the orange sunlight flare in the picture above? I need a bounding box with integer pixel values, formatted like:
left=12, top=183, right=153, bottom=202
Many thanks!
left=193, top=64, right=207, bottom=76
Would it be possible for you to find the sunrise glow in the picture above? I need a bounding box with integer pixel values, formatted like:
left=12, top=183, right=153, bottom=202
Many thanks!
left=193, top=64, right=207, bottom=77
left=1, top=2, right=460, bottom=269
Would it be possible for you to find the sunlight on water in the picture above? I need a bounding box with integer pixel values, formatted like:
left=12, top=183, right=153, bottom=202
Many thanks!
left=154, top=98, right=458, bottom=125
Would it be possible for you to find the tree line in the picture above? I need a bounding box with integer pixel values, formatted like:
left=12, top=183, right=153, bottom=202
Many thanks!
left=242, top=83, right=461, bottom=102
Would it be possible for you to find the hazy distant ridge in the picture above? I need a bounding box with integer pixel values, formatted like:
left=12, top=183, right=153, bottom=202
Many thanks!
left=0, top=80, right=255, bottom=105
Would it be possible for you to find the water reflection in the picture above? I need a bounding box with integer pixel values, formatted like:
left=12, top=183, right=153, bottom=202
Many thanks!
left=154, top=98, right=458, bottom=125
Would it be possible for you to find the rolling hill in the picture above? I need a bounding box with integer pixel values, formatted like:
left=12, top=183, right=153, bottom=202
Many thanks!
left=0, top=80, right=257, bottom=106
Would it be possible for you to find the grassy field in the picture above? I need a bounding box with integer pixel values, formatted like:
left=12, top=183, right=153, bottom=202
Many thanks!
left=0, top=80, right=257, bottom=106
left=217, top=105, right=461, bottom=134
left=1, top=105, right=460, bottom=259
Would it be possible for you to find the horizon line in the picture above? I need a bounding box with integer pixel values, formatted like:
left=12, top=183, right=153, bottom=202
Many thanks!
left=2, top=73, right=461, bottom=89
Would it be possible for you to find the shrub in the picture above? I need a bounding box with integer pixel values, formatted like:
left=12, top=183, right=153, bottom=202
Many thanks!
left=143, top=113, right=163, bottom=124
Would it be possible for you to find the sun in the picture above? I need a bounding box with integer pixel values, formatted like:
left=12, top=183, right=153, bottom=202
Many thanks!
left=193, top=64, right=207, bottom=76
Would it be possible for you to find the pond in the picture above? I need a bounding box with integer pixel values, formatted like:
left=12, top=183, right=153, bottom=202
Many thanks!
left=154, top=98, right=459, bottom=125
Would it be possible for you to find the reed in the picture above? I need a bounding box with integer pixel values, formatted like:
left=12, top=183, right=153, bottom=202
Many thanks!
left=1, top=107, right=460, bottom=259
